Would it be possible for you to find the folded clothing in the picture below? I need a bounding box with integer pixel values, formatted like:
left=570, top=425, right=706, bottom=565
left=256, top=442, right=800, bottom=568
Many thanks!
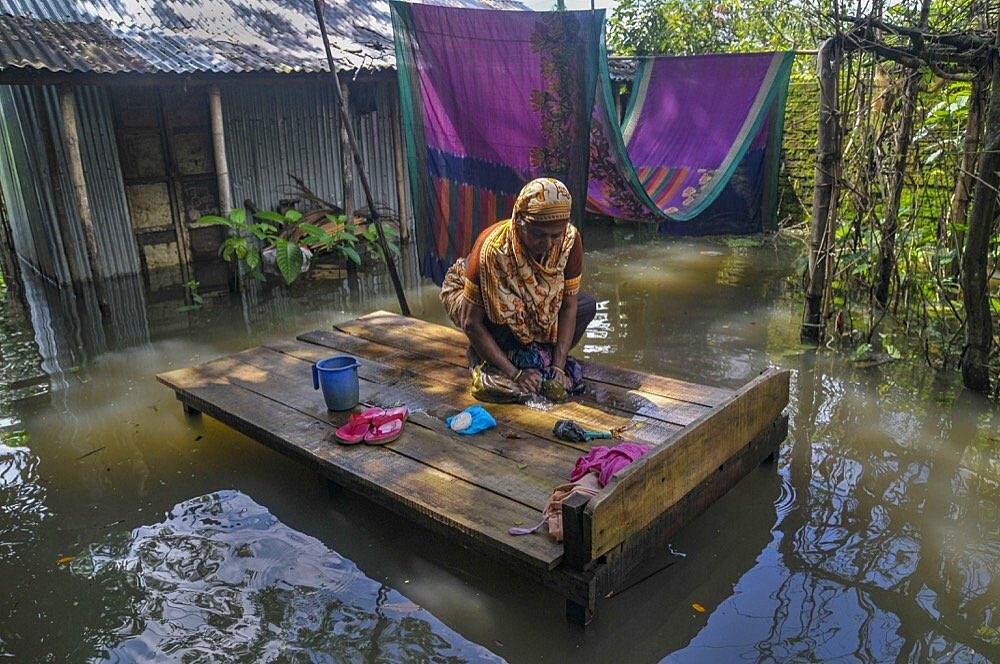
left=571, top=442, right=652, bottom=487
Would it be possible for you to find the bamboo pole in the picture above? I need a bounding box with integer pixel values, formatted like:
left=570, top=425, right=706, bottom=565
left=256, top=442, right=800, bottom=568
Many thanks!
left=801, top=38, right=842, bottom=343
left=338, top=80, right=355, bottom=220
left=209, top=85, right=233, bottom=215
left=389, top=85, right=410, bottom=244
left=59, top=86, right=108, bottom=316
left=312, top=0, right=410, bottom=316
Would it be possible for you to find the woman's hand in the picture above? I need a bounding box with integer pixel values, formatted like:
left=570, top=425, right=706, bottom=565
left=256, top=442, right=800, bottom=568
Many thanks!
left=552, top=366, right=573, bottom=391
left=513, top=368, right=543, bottom=394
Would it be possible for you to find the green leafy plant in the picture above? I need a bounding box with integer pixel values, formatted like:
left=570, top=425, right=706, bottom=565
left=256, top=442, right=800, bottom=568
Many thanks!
left=176, top=280, right=205, bottom=313
left=194, top=208, right=303, bottom=284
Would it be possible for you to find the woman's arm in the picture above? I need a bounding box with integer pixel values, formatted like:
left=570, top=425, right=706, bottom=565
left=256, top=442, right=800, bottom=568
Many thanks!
left=460, top=299, right=542, bottom=393
left=552, top=291, right=578, bottom=388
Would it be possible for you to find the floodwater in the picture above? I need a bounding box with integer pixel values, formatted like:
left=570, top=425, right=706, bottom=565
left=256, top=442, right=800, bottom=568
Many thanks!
left=0, top=224, right=996, bottom=663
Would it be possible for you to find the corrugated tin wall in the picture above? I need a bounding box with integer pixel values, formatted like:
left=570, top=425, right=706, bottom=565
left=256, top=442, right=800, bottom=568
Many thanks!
left=0, top=85, right=74, bottom=283
left=0, top=84, right=141, bottom=283
left=222, top=82, right=345, bottom=213
left=74, top=86, right=143, bottom=278
left=349, top=79, right=406, bottom=224
left=221, top=79, right=412, bottom=234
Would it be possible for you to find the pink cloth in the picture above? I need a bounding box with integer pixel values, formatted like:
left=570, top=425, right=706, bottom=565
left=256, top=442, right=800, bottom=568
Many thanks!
left=570, top=443, right=652, bottom=487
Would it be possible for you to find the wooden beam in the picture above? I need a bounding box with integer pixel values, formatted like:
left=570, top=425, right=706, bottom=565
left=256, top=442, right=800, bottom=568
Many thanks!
left=389, top=83, right=411, bottom=244
left=584, top=368, right=790, bottom=560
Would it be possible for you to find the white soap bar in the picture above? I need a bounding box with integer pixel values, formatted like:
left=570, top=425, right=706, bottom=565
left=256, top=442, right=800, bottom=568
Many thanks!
left=449, top=411, right=473, bottom=432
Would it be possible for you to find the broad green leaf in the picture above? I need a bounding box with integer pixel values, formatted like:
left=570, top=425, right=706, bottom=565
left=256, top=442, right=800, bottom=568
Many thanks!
left=194, top=215, right=232, bottom=228
left=254, top=210, right=285, bottom=224
left=230, top=208, right=246, bottom=225
left=284, top=209, right=303, bottom=223
left=340, top=245, right=362, bottom=265
left=245, top=247, right=261, bottom=270
left=275, top=239, right=304, bottom=284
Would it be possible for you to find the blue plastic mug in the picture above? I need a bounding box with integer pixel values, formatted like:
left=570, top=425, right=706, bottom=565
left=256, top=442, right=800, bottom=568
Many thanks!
left=312, top=356, right=361, bottom=411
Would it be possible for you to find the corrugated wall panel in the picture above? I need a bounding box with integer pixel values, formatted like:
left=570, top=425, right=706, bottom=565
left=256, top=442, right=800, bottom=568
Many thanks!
left=222, top=82, right=345, bottom=214
left=74, top=86, right=143, bottom=278
left=0, top=84, right=141, bottom=284
left=0, top=85, right=75, bottom=284
left=350, top=79, right=406, bottom=226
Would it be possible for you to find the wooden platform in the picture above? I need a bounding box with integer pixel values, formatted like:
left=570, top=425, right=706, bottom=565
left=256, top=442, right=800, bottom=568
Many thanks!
left=157, top=311, right=789, bottom=623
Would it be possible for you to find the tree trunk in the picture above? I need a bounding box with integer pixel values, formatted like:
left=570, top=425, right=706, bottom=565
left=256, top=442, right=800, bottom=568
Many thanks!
left=873, top=66, right=920, bottom=311
left=960, top=27, right=1000, bottom=394
left=944, top=76, right=985, bottom=266
left=801, top=38, right=843, bottom=343
left=874, top=0, right=930, bottom=311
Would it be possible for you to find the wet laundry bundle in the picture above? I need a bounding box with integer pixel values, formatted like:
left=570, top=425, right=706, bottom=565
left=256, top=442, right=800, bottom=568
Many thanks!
left=509, top=442, right=652, bottom=541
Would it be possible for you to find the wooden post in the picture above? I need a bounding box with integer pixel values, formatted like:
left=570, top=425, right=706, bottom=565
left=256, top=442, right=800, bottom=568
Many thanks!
left=338, top=80, right=355, bottom=219
left=59, top=86, right=108, bottom=316
left=960, top=26, right=1000, bottom=394
left=209, top=85, right=233, bottom=215
left=801, top=38, right=842, bottom=343
left=389, top=85, right=410, bottom=244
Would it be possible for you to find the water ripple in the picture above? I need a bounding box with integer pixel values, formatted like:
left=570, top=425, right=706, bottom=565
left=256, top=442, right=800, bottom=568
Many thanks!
left=72, top=490, right=503, bottom=663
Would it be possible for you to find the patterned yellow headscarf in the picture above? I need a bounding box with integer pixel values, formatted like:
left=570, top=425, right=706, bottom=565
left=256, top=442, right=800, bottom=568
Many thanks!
left=512, top=178, right=572, bottom=224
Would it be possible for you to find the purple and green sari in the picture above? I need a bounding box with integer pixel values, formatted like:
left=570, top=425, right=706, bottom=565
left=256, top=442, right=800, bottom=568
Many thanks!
left=391, top=3, right=794, bottom=282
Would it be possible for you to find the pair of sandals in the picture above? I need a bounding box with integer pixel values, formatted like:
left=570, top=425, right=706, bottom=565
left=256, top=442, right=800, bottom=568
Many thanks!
left=334, top=406, right=408, bottom=445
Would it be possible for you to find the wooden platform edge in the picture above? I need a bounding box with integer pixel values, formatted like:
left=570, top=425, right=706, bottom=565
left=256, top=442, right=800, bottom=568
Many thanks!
left=583, top=368, right=791, bottom=560
left=561, top=412, right=788, bottom=624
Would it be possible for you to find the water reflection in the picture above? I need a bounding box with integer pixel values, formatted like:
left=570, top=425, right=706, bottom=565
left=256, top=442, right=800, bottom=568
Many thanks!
left=0, top=437, right=49, bottom=559
left=72, top=490, right=502, bottom=662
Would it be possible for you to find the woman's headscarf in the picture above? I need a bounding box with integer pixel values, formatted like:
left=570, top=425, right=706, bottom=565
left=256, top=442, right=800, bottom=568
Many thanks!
left=511, top=178, right=572, bottom=224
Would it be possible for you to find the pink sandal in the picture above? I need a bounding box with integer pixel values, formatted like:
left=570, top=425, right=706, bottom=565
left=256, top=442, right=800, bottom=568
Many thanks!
left=372, top=406, right=408, bottom=427
left=364, top=418, right=404, bottom=445
left=334, top=407, right=384, bottom=445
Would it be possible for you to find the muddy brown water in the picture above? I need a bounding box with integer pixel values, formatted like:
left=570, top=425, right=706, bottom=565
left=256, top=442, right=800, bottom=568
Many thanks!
left=0, top=226, right=996, bottom=662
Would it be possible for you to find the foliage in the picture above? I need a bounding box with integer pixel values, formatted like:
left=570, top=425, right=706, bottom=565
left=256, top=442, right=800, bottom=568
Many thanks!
left=176, top=280, right=204, bottom=313
left=608, top=0, right=825, bottom=64
left=607, top=0, right=998, bottom=388
left=194, top=209, right=399, bottom=286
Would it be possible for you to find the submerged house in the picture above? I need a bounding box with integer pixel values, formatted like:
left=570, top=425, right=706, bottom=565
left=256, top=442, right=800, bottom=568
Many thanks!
left=0, top=0, right=524, bottom=312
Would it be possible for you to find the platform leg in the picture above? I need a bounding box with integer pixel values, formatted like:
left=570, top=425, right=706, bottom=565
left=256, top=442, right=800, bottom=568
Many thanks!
left=566, top=599, right=593, bottom=626
left=176, top=394, right=201, bottom=417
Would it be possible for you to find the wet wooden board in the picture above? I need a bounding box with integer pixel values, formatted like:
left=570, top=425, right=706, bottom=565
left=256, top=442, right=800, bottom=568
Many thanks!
left=158, top=311, right=789, bottom=621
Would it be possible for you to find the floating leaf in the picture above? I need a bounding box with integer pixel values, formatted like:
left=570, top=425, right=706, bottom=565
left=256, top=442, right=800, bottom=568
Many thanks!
left=56, top=556, right=74, bottom=565
left=517, top=463, right=527, bottom=470
left=692, top=603, right=706, bottom=613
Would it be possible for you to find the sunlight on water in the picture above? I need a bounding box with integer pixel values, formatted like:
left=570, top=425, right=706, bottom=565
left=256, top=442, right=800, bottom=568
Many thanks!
left=70, top=490, right=501, bottom=662
left=0, top=228, right=995, bottom=662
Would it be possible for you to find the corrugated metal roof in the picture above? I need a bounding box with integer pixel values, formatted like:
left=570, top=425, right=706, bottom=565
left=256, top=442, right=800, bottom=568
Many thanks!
left=0, top=0, right=528, bottom=75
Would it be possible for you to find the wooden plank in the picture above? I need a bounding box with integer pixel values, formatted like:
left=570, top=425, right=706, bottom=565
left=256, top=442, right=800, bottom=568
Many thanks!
left=227, top=346, right=569, bottom=508
left=156, top=365, right=565, bottom=569
left=331, top=316, right=714, bottom=426
left=348, top=311, right=734, bottom=407
left=162, top=349, right=566, bottom=512
left=584, top=368, right=791, bottom=559
left=293, top=329, right=685, bottom=449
